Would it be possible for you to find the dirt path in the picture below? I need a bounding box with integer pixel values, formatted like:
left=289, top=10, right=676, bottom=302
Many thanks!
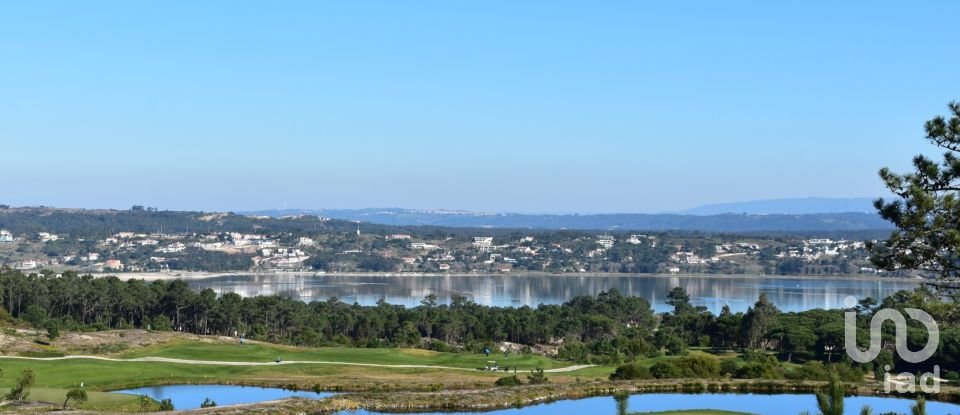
left=0, top=355, right=593, bottom=373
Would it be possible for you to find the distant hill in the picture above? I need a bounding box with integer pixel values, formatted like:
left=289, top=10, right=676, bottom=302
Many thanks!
left=679, top=197, right=878, bottom=215
left=248, top=208, right=893, bottom=233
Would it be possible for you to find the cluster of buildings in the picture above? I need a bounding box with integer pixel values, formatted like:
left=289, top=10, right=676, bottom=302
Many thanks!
left=1, top=222, right=876, bottom=275
left=774, top=238, right=867, bottom=262
left=0, top=229, right=14, bottom=243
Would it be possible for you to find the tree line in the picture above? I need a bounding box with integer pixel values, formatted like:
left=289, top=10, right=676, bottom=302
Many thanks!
left=2, top=268, right=957, bottom=382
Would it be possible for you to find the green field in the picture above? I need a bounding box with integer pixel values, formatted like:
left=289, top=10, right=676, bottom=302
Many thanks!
left=121, top=339, right=569, bottom=370
left=0, top=338, right=765, bottom=413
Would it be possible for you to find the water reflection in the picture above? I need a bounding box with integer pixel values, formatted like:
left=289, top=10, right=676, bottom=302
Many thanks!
left=187, top=274, right=920, bottom=313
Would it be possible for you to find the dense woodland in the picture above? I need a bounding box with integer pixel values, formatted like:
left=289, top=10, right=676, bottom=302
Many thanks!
left=1, top=268, right=956, bottom=382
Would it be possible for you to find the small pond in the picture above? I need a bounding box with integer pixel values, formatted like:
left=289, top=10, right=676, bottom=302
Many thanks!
left=345, top=393, right=960, bottom=415
left=114, top=384, right=334, bottom=410
left=111, top=386, right=960, bottom=414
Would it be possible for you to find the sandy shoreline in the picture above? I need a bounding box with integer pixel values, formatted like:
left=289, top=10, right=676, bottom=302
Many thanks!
left=88, top=270, right=927, bottom=283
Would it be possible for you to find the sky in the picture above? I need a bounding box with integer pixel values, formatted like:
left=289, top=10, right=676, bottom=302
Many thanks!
left=2, top=1, right=959, bottom=214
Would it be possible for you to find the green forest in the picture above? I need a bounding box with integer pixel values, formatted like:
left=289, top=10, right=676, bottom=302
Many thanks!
left=2, top=268, right=957, bottom=384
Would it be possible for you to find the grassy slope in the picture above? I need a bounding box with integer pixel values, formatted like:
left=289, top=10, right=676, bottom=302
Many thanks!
left=0, top=337, right=764, bottom=413
left=121, top=339, right=569, bottom=370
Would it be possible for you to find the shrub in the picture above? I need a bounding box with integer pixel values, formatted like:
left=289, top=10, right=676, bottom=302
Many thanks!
left=833, top=362, right=865, bottom=383
left=735, top=361, right=783, bottom=379
left=558, top=341, right=590, bottom=363
left=734, top=354, right=783, bottom=379
left=22, top=305, right=46, bottom=328
left=46, top=320, right=60, bottom=341
left=610, top=362, right=652, bottom=380
left=527, top=368, right=549, bottom=384
left=158, top=399, right=175, bottom=411
left=720, top=359, right=739, bottom=377
left=495, top=375, right=523, bottom=386
left=789, top=361, right=830, bottom=381
left=427, top=340, right=453, bottom=353
left=650, top=361, right=682, bottom=379
left=673, top=355, right=721, bottom=378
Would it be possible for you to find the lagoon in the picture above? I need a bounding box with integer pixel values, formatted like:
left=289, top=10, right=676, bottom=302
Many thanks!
left=188, top=274, right=921, bottom=313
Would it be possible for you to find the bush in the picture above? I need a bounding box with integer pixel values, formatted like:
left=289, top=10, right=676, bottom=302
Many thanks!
left=46, top=320, right=60, bottom=341
left=558, top=341, right=590, bottom=363
left=610, top=362, right=652, bottom=380
left=148, top=315, right=172, bottom=331
left=427, top=340, right=453, bottom=353
left=527, top=368, right=549, bottom=384
left=495, top=375, right=523, bottom=386
left=720, top=359, right=739, bottom=377
left=649, top=356, right=722, bottom=379
left=158, top=399, right=175, bottom=411
left=22, top=305, right=47, bottom=328
left=673, top=355, right=721, bottom=378
left=736, top=362, right=782, bottom=379
left=833, top=362, right=865, bottom=382
left=650, top=361, right=682, bottom=379
left=788, top=361, right=830, bottom=381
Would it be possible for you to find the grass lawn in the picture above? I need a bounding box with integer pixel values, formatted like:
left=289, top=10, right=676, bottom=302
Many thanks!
left=121, top=339, right=569, bottom=370
left=0, top=336, right=767, bottom=414
left=3, top=387, right=146, bottom=412
left=0, top=357, right=516, bottom=392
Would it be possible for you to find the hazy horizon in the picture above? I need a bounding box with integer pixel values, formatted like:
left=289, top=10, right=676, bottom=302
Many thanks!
left=2, top=196, right=882, bottom=216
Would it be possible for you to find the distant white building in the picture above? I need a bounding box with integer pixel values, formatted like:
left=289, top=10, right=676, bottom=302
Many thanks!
left=16, top=260, right=38, bottom=270
left=410, top=242, right=439, bottom=250
left=0, top=230, right=13, bottom=243
left=596, top=235, right=615, bottom=249
left=38, top=232, right=59, bottom=242
left=386, top=234, right=412, bottom=241
left=157, top=242, right=186, bottom=253
left=473, top=237, right=495, bottom=252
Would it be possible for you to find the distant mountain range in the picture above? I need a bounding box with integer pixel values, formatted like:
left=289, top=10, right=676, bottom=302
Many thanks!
left=678, top=197, right=878, bottom=215
left=247, top=206, right=892, bottom=233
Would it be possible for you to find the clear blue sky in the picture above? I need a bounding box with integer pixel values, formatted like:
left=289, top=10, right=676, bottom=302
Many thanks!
left=2, top=2, right=958, bottom=213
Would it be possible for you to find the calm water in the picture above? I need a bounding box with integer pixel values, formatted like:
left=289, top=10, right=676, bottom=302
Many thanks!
left=188, top=274, right=921, bottom=313
left=349, top=393, right=960, bottom=415
left=114, top=385, right=333, bottom=410
left=111, top=386, right=960, bottom=414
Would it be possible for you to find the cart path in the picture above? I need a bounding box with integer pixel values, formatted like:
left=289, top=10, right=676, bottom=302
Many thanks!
left=0, top=355, right=594, bottom=373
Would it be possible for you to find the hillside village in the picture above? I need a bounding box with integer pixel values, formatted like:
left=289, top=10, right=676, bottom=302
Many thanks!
left=0, top=210, right=887, bottom=276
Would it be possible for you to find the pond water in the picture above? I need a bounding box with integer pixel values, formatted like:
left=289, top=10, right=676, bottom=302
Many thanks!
left=114, top=384, right=333, bottom=410
left=188, top=274, right=921, bottom=313
left=346, top=393, right=960, bottom=415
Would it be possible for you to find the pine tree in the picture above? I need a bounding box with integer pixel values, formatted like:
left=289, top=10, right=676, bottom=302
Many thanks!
left=872, top=101, right=960, bottom=293
left=815, top=370, right=844, bottom=415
